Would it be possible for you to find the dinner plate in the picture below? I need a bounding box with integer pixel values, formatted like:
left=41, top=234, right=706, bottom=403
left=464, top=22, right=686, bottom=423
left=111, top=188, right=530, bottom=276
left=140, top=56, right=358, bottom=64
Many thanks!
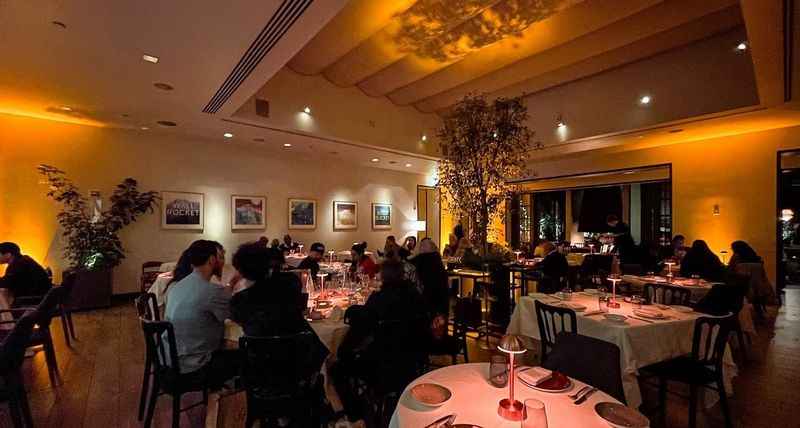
left=451, top=425, right=484, bottom=428
left=633, top=309, right=665, bottom=320
left=595, top=402, right=650, bottom=427
left=410, top=383, right=452, bottom=407
left=671, top=305, right=694, bottom=313
left=603, top=314, right=628, bottom=323
left=518, top=369, right=572, bottom=393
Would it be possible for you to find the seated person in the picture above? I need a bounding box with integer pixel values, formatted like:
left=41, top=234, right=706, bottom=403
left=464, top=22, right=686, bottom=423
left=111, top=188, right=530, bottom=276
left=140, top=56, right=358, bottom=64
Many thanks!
left=230, top=243, right=327, bottom=362
left=383, top=242, right=421, bottom=290
left=606, top=214, right=630, bottom=236
left=660, top=234, right=686, bottom=261
left=411, top=238, right=449, bottom=319
left=0, top=242, right=52, bottom=301
left=399, top=236, right=417, bottom=259
left=680, top=240, right=725, bottom=281
left=350, top=242, right=378, bottom=278
left=298, top=242, right=325, bottom=277
left=279, top=234, right=299, bottom=254
left=164, top=240, right=238, bottom=389
left=537, top=241, right=569, bottom=293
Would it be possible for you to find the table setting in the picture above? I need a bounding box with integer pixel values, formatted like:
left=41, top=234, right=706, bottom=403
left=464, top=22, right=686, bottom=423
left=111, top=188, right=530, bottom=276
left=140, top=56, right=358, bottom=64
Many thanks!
left=621, top=274, right=718, bottom=302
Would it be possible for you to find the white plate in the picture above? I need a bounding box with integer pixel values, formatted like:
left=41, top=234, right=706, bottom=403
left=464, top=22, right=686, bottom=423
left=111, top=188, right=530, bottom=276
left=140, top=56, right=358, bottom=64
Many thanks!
left=603, top=314, right=628, bottom=323
left=595, top=402, right=650, bottom=427
left=671, top=305, right=694, bottom=313
left=410, top=383, right=452, bottom=407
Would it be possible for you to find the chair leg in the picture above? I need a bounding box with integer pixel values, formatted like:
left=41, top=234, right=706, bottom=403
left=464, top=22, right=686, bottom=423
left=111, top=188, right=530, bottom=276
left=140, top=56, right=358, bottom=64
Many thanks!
left=59, top=312, right=72, bottom=348
left=688, top=384, right=698, bottom=428
left=172, top=394, right=182, bottom=428
left=658, top=377, right=667, bottom=428
left=43, top=334, right=60, bottom=386
left=8, top=396, right=24, bottom=428
left=144, top=380, right=159, bottom=428
left=67, top=311, right=77, bottom=340
left=716, top=378, right=733, bottom=428
left=138, top=356, right=152, bottom=420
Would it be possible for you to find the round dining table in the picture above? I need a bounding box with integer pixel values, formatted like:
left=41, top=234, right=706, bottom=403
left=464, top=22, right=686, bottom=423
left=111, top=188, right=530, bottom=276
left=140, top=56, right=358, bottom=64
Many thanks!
left=390, top=363, right=628, bottom=428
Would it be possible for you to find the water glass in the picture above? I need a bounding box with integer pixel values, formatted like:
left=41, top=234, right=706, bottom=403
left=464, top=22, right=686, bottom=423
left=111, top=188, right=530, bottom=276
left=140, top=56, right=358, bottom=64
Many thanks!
left=598, top=295, right=609, bottom=313
left=631, top=295, right=643, bottom=309
left=521, top=399, right=548, bottom=428
left=691, top=274, right=701, bottom=286
left=489, top=354, right=508, bottom=387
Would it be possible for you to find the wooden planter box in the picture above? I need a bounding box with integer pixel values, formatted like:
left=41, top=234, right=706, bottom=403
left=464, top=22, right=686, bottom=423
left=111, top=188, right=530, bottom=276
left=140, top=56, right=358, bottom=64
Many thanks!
left=69, top=268, right=113, bottom=311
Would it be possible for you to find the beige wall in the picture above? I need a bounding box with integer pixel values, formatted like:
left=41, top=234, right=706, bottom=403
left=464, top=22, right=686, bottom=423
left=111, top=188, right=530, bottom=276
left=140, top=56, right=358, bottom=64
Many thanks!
left=0, top=113, right=428, bottom=294
left=529, top=125, right=800, bottom=282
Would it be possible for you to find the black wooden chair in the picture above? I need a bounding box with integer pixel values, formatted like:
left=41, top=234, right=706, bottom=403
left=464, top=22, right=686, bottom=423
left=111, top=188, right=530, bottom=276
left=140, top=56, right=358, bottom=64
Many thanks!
left=642, top=313, right=736, bottom=428
left=542, top=332, right=626, bottom=404
left=239, top=332, right=326, bottom=427
left=643, top=283, right=692, bottom=306
left=695, top=273, right=751, bottom=363
left=140, top=319, right=209, bottom=428
left=534, top=300, right=577, bottom=364
left=0, top=310, right=38, bottom=428
left=1, top=286, right=66, bottom=386
left=428, top=297, right=472, bottom=365
left=135, top=293, right=160, bottom=421
left=13, top=272, right=77, bottom=347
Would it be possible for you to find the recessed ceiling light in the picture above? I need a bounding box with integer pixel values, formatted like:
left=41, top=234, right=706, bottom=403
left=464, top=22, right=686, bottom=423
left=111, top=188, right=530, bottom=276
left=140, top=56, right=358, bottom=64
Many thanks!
left=51, top=21, right=67, bottom=29
left=556, top=114, right=565, bottom=128
left=389, top=161, right=397, bottom=165
left=59, top=106, right=72, bottom=112
left=303, top=106, right=311, bottom=114
left=253, top=137, right=264, bottom=142
left=405, top=163, right=412, bottom=167
left=140, top=126, right=149, bottom=130
left=156, top=120, right=177, bottom=127
left=736, top=42, right=747, bottom=51
left=623, top=171, right=636, bottom=175
left=154, top=82, right=173, bottom=91
left=142, top=54, right=159, bottom=64
left=283, top=143, right=292, bottom=148
left=370, top=158, right=380, bottom=163
left=639, top=95, right=651, bottom=105
left=223, top=132, right=233, bottom=138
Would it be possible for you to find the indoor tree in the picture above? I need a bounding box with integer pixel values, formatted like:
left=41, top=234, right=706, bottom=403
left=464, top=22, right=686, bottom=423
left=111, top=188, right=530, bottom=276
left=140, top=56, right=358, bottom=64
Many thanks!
left=436, top=94, right=533, bottom=255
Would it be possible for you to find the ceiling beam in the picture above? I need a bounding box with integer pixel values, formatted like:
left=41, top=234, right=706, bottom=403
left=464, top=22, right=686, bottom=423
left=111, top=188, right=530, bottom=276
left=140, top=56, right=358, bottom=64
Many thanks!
left=740, top=0, right=786, bottom=106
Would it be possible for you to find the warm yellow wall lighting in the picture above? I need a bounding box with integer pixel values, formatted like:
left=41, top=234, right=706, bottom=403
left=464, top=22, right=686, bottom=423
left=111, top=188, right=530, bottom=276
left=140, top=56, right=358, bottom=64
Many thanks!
left=0, top=106, right=106, bottom=128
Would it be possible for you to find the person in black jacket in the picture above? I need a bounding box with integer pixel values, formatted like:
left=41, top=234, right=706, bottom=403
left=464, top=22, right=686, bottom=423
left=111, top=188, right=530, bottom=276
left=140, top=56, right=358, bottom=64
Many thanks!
left=298, top=242, right=325, bottom=277
left=411, top=238, right=449, bottom=318
left=680, top=240, right=725, bottom=281
left=537, top=241, right=569, bottom=293
left=0, top=242, right=52, bottom=300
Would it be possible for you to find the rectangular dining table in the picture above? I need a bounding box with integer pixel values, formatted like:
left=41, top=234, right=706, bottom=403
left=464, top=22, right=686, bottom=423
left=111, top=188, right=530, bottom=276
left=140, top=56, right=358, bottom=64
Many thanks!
left=507, top=292, right=736, bottom=409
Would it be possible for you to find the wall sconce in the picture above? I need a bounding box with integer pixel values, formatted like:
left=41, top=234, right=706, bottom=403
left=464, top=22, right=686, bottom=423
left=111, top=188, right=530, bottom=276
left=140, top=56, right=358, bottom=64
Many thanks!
left=713, top=204, right=720, bottom=216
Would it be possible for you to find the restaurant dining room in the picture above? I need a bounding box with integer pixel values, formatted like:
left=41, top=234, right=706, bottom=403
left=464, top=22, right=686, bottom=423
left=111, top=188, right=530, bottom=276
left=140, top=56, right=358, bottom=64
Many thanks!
left=1, top=0, right=798, bottom=427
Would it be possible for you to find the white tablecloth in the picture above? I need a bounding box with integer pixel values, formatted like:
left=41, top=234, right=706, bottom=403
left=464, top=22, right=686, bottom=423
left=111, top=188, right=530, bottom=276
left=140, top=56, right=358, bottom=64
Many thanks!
left=390, top=363, right=625, bottom=428
left=621, top=275, right=715, bottom=302
left=507, top=293, right=737, bottom=408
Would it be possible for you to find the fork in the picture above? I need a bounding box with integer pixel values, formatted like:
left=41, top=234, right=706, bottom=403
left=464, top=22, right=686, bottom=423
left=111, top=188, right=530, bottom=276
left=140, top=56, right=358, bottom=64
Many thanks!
left=568, top=385, right=590, bottom=400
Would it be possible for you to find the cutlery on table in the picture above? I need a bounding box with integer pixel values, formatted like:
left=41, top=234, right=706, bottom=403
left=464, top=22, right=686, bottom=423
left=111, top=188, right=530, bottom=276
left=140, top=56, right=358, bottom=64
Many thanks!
left=574, top=387, right=598, bottom=405
left=424, top=413, right=456, bottom=428
left=582, top=310, right=604, bottom=316
left=629, top=316, right=655, bottom=323
left=567, top=385, right=591, bottom=399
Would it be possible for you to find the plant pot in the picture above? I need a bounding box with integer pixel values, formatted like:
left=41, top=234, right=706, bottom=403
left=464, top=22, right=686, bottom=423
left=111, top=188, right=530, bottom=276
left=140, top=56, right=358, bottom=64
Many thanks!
left=69, top=268, right=113, bottom=311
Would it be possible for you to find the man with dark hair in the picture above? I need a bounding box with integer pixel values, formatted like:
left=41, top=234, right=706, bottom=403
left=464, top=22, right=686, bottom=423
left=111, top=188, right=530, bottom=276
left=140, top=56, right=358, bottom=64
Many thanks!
left=606, top=214, right=630, bottom=236
left=164, top=240, right=237, bottom=388
left=279, top=234, right=299, bottom=254
left=0, top=242, right=52, bottom=300
left=298, top=242, right=325, bottom=277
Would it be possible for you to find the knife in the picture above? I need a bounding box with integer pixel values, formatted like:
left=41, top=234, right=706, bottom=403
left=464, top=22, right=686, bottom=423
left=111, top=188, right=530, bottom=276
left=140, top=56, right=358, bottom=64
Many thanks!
left=629, top=316, right=655, bottom=324
left=424, top=413, right=456, bottom=428
left=574, top=387, right=597, bottom=405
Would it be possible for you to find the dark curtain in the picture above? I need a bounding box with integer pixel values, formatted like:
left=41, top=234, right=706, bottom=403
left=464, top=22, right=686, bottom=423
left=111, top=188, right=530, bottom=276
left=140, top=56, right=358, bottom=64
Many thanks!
left=577, top=187, right=622, bottom=233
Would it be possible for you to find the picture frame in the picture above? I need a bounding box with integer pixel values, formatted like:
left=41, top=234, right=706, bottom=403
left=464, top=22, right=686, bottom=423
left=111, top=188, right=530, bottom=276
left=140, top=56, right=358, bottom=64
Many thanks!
left=161, top=191, right=204, bottom=230
left=231, top=195, right=266, bottom=230
left=288, top=198, right=317, bottom=229
left=372, top=203, right=392, bottom=230
left=333, top=201, right=358, bottom=230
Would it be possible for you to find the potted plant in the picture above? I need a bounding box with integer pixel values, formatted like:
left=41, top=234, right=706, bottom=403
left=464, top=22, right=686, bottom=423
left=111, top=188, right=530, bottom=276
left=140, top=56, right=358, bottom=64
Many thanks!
left=38, top=164, right=158, bottom=310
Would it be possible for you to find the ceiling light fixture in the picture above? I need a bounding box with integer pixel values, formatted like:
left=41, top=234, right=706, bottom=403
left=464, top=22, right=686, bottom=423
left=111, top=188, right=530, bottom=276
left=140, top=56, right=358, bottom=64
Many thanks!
left=153, top=82, right=174, bottom=91
left=736, top=42, right=747, bottom=51
left=140, top=126, right=149, bottom=130
left=59, top=106, right=72, bottom=112
left=405, top=163, right=412, bottom=167
left=556, top=115, right=566, bottom=128
left=639, top=95, right=651, bottom=105
left=303, top=106, right=311, bottom=114
left=283, top=143, right=292, bottom=148
left=223, top=132, right=233, bottom=138
left=142, top=54, right=159, bottom=64
left=370, top=158, right=380, bottom=163
left=51, top=21, right=67, bottom=29
left=156, top=120, right=177, bottom=127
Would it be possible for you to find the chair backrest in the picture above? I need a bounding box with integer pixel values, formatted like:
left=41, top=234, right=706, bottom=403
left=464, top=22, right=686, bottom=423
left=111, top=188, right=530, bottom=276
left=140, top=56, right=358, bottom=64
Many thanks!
left=691, top=313, right=735, bottom=369
left=60, top=270, right=77, bottom=308
left=139, top=318, right=181, bottom=378
left=239, top=332, right=322, bottom=400
left=136, top=292, right=161, bottom=321
left=534, top=300, right=577, bottom=361
left=453, top=296, right=483, bottom=330
left=0, top=310, right=37, bottom=375
left=543, top=332, right=626, bottom=404
left=142, top=261, right=164, bottom=272
left=372, top=316, right=429, bottom=391
left=33, top=286, right=67, bottom=328
left=643, top=283, right=691, bottom=306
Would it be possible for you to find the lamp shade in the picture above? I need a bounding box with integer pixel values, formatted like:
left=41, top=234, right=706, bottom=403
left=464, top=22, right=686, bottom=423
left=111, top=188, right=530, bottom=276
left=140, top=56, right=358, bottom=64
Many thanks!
left=497, top=334, right=526, bottom=355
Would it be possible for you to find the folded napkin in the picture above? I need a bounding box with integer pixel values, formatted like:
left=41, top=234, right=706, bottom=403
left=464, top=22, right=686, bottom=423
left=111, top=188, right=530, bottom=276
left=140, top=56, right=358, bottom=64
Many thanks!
left=518, top=367, right=553, bottom=386
left=582, top=309, right=604, bottom=316
left=328, top=305, right=345, bottom=322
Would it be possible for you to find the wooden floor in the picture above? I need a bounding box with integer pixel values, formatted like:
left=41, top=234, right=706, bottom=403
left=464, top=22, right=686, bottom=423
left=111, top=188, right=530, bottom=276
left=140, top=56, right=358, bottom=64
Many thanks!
left=1, top=289, right=798, bottom=428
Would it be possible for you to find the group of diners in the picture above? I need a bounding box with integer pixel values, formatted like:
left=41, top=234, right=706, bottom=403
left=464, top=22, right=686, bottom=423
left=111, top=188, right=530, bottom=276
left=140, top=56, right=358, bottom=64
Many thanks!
left=146, top=232, right=451, bottom=426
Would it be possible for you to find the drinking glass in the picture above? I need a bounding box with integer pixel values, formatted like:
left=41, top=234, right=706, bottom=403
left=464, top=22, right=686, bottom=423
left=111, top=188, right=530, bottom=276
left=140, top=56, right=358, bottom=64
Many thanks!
left=598, top=295, right=609, bottom=313
left=521, top=399, right=548, bottom=428
left=691, top=274, right=701, bottom=286
left=631, top=295, right=643, bottom=309
left=489, top=353, right=508, bottom=387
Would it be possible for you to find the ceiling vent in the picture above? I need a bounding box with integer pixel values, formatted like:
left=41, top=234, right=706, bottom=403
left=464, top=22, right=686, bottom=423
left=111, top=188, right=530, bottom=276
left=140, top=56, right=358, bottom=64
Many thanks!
left=202, top=0, right=312, bottom=114
left=255, top=98, right=270, bottom=118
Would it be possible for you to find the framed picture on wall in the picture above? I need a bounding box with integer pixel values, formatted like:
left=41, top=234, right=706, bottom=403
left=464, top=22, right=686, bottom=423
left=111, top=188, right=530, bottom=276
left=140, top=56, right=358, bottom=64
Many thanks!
left=231, top=195, right=266, bottom=230
left=289, top=198, right=316, bottom=229
left=333, top=201, right=358, bottom=230
left=372, top=203, right=391, bottom=230
left=161, top=191, right=204, bottom=230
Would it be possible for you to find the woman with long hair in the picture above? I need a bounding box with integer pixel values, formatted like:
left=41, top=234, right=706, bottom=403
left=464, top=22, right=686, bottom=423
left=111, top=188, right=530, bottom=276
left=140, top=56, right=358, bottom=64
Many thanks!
left=680, top=240, right=725, bottom=281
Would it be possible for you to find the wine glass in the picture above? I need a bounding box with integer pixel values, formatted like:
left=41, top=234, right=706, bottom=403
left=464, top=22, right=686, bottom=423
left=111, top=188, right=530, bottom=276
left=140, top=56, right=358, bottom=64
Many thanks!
left=521, top=399, right=548, bottom=428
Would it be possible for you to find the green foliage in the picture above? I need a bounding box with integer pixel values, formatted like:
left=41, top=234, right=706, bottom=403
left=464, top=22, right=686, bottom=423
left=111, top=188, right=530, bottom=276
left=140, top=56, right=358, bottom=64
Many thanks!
left=37, top=165, right=158, bottom=271
left=436, top=94, right=532, bottom=254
